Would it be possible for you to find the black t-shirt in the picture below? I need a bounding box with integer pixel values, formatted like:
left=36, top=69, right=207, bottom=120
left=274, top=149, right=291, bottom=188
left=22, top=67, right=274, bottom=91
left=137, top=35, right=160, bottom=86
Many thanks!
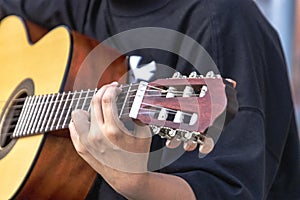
left=1, top=0, right=299, bottom=199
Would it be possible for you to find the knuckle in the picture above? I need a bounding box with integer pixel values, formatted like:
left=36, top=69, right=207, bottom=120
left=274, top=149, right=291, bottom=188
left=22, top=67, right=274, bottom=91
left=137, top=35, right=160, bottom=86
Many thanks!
left=91, top=94, right=100, bottom=106
left=105, top=125, right=120, bottom=140
left=88, top=132, right=103, bottom=143
left=102, top=88, right=115, bottom=104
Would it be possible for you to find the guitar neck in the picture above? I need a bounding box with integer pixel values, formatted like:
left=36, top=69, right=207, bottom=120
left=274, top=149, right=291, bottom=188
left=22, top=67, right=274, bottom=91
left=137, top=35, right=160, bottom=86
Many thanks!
left=12, top=84, right=135, bottom=138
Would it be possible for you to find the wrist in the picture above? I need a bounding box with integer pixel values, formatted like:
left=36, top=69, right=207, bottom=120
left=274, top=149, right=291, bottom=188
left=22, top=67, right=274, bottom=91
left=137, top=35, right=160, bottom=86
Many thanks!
left=113, top=171, right=150, bottom=198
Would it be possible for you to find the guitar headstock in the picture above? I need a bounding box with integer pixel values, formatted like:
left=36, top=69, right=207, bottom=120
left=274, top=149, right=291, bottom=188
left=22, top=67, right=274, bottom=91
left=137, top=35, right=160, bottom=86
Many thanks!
left=126, top=71, right=238, bottom=155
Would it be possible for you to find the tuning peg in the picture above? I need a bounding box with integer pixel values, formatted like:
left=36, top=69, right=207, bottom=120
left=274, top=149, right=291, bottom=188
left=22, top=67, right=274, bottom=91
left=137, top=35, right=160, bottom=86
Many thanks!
left=150, top=125, right=161, bottom=135
left=157, top=127, right=176, bottom=140
left=182, top=131, right=193, bottom=141
left=189, top=71, right=197, bottom=78
left=172, top=72, right=182, bottom=78
left=205, top=71, right=215, bottom=78
left=198, top=136, right=214, bottom=154
left=175, top=130, right=192, bottom=141
left=199, top=85, right=208, bottom=97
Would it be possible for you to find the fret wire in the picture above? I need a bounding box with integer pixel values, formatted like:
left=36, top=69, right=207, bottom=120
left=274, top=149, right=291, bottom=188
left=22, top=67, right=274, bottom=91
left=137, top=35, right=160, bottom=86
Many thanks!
left=40, top=94, right=55, bottom=133
left=11, top=103, right=181, bottom=133
left=11, top=102, right=191, bottom=133
left=33, top=95, right=50, bottom=134
left=13, top=97, right=29, bottom=137
left=56, top=91, right=71, bottom=130
left=0, top=84, right=143, bottom=106
left=11, top=83, right=173, bottom=135
left=51, top=92, right=65, bottom=131
left=88, top=89, right=98, bottom=113
left=29, top=95, right=44, bottom=134
left=74, top=90, right=84, bottom=111
left=45, top=93, right=60, bottom=132
left=7, top=88, right=148, bottom=112
left=23, top=96, right=40, bottom=136
left=16, top=96, right=29, bottom=136
left=81, top=89, right=90, bottom=110
left=62, top=91, right=77, bottom=128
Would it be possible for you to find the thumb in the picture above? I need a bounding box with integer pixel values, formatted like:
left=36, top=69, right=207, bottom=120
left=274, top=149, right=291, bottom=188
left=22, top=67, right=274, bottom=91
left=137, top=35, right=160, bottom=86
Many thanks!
left=71, top=109, right=90, bottom=136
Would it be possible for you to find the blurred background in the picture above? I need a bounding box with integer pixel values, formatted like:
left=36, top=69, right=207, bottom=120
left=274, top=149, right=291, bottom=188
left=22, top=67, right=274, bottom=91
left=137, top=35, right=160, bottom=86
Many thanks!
left=254, top=0, right=300, bottom=136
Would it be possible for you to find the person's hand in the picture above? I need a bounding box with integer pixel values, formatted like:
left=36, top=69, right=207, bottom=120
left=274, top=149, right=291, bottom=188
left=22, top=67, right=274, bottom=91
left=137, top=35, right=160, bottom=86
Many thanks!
left=69, top=82, right=152, bottom=186
left=68, top=82, right=196, bottom=199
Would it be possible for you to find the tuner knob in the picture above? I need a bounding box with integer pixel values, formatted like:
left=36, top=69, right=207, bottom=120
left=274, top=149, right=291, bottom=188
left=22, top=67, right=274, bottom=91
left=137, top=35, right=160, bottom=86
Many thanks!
left=199, top=85, right=208, bottom=98
left=205, top=71, right=215, bottom=78
left=199, top=136, right=214, bottom=154
left=172, top=72, right=182, bottom=79
left=176, top=130, right=192, bottom=141
left=158, top=127, right=173, bottom=140
left=182, top=131, right=193, bottom=141
left=189, top=71, right=197, bottom=78
left=150, top=125, right=161, bottom=135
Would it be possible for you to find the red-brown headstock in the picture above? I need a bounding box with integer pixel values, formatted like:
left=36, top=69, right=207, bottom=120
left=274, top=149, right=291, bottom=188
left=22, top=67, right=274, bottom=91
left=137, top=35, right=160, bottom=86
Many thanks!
left=122, top=71, right=238, bottom=155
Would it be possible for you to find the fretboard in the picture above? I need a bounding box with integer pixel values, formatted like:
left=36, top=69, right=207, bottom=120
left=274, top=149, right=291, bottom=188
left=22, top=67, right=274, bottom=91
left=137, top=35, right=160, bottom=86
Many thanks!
left=12, top=84, right=136, bottom=138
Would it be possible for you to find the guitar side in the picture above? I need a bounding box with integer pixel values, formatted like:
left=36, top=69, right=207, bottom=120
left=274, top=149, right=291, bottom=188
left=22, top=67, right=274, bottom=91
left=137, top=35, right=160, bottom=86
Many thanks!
left=0, top=15, right=127, bottom=199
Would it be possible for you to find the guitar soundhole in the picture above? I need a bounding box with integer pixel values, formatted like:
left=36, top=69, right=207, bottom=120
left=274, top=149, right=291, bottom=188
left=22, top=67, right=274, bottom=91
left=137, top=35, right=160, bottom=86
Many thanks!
left=0, top=79, right=34, bottom=158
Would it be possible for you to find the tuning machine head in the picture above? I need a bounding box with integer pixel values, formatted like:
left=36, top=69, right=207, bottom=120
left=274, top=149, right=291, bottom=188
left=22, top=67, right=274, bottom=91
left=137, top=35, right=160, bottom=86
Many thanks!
left=172, top=72, right=182, bottom=79
left=150, top=126, right=176, bottom=140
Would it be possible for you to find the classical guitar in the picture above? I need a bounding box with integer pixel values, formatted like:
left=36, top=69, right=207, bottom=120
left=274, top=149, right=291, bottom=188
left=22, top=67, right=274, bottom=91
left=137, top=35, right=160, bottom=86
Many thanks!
left=0, top=16, right=238, bottom=199
left=0, top=15, right=127, bottom=200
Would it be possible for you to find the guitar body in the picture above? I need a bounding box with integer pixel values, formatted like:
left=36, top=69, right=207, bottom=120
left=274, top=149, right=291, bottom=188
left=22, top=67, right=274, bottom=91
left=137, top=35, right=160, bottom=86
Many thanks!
left=0, top=16, right=127, bottom=199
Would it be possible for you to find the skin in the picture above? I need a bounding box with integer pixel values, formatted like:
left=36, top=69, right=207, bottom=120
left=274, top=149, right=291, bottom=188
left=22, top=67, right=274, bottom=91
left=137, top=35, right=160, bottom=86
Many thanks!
left=69, top=82, right=196, bottom=199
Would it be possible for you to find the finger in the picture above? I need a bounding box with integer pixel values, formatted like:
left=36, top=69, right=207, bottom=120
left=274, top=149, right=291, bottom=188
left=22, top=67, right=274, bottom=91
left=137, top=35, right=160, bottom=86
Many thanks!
left=101, top=84, right=122, bottom=126
left=71, top=109, right=90, bottom=138
left=133, top=123, right=152, bottom=139
left=69, top=121, right=87, bottom=154
left=69, top=122, right=105, bottom=173
left=166, top=138, right=181, bottom=149
left=183, top=140, right=198, bottom=151
left=90, top=84, right=111, bottom=126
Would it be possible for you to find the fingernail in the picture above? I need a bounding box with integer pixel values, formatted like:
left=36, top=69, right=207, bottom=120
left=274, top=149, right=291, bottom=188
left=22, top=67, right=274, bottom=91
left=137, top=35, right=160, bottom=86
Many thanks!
left=110, top=81, right=119, bottom=86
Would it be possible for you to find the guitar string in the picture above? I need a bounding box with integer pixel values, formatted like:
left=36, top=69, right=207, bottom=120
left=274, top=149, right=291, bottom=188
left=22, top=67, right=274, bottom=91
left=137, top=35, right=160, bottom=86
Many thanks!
left=6, top=99, right=197, bottom=132
left=10, top=99, right=188, bottom=124
left=0, top=83, right=141, bottom=104
left=6, top=91, right=196, bottom=132
left=4, top=84, right=201, bottom=133
left=5, top=84, right=205, bottom=110
left=0, top=81, right=194, bottom=104
left=6, top=103, right=193, bottom=137
left=0, top=81, right=205, bottom=105
left=7, top=98, right=195, bottom=127
left=7, top=95, right=197, bottom=125
left=7, top=86, right=205, bottom=111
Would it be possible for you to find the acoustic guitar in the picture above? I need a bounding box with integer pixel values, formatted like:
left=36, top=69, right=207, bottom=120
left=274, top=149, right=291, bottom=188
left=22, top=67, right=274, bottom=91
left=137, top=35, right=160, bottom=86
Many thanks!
left=0, top=15, right=127, bottom=199
left=0, top=15, right=237, bottom=199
